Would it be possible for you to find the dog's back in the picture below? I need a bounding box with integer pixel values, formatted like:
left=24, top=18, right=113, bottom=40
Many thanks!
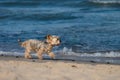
left=18, top=39, right=44, bottom=50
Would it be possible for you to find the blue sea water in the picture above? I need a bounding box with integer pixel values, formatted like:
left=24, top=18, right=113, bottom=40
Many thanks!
left=0, top=0, right=120, bottom=64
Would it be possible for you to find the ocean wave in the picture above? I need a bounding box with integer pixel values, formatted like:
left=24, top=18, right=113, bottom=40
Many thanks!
left=14, top=13, right=77, bottom=21
left=0, top=31, right=21, bottom=38
left=0, top=8, right=13, bottom=19
left=55, top=47, right=120, bottom=57
left=0, top=1, right=40, bottom=7
left=89, top=0, right=120, bottom=4
left=0, top=10, right=77, bottom=21
left=0, top=0, right=120, bottom=8
left=0, top=0, right=82, bottom=7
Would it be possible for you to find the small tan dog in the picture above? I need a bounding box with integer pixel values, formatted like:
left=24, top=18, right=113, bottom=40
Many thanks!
left=18, top=35, right=61, bottom=60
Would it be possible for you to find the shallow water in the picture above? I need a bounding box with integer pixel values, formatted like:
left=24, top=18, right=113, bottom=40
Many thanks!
left=0, top=0, right=120, bottom=64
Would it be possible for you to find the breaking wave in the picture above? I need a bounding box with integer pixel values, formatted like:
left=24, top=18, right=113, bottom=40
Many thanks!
left=89, top=0, right=120, bottom=4
left=55, top=47, right=120, bottom=57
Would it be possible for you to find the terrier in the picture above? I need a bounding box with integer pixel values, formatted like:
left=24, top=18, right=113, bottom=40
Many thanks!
left=18, top=35, right=61, bottom=60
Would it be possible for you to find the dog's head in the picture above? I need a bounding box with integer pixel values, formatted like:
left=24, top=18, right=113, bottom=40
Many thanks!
left=46, top=34, right=61, bottom=46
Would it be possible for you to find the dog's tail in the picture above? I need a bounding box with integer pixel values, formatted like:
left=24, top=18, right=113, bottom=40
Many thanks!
left=18, top=39, right=27, bottom=47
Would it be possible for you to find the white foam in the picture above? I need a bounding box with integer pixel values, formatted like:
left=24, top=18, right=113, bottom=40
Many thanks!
left=0, top=51, right=50, bottom=57
left=0, top=51, right=23, bottom=56
left=55, top=47, right=120, bottom=57
left=89, top=0, right=120, bottom=4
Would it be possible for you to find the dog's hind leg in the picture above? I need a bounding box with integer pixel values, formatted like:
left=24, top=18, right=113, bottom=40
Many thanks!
left=37, top=50, right=43, bottom=60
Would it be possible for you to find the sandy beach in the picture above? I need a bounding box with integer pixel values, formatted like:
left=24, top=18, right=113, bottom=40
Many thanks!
left=0, top=56, right=119, bottom=80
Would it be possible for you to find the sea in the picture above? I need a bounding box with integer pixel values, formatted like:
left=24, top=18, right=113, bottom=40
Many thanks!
left=0, top=0, right=120, bottom=64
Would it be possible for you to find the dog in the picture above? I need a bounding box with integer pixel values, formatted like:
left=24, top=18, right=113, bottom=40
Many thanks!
left=18, top=34, right=61, bottom=60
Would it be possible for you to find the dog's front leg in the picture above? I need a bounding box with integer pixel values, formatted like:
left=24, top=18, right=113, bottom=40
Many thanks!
left=48, top=52, right=55, bottom=59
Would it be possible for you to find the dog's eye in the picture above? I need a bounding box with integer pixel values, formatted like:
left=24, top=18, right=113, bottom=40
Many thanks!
left=57, top=38, right=60, bottom=41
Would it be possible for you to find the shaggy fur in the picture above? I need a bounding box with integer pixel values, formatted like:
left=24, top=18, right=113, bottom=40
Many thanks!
left=18, top=35, right=61, bottom=59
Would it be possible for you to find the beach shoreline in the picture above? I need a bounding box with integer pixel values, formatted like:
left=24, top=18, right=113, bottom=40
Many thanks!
left=0, top=55, right=120, bottom=80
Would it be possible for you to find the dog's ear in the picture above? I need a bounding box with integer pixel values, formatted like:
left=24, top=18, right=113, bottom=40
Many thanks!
left=45, top=34, right=51, bottom=39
